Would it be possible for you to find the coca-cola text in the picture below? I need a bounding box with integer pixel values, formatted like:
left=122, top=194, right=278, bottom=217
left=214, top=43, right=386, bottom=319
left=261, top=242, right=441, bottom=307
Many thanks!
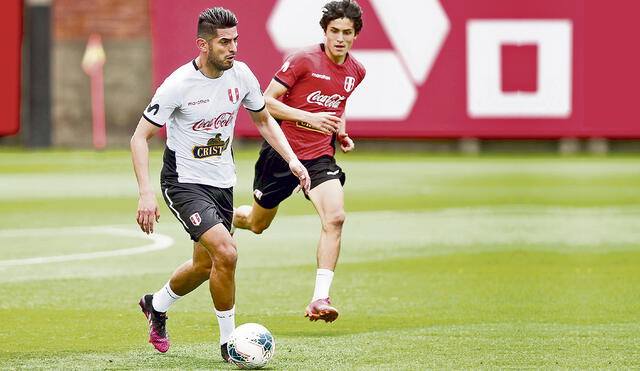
left=306, top=91, right=345, bottom=109
left=192, top=112, right=234, bottom=131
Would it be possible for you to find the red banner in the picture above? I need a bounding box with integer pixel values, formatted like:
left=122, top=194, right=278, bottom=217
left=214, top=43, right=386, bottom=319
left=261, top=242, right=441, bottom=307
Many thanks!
left=151, top=0, right=640, bottom=139
left=0, top=0, right=23, bottom=137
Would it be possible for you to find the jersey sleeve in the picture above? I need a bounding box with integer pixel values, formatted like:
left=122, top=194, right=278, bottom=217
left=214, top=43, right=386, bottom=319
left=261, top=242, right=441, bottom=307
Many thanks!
left=273, top=52, right=306, bottom=89
left=241, top=65, right=266, bottom=112
left=142, top=78, right=181, bottom=127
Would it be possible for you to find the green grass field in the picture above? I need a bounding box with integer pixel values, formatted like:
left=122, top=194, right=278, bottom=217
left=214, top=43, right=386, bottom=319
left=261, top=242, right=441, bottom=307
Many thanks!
left=1, top=148, right=639, bottom=370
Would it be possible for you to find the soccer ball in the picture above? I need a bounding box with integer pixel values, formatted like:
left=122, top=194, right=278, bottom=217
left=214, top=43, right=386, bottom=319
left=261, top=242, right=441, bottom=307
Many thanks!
left=227, top=323, right=275, bottom=369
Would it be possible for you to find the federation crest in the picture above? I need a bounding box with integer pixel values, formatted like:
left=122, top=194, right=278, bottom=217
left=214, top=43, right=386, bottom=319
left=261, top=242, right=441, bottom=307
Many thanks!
left=344, top=76, right=355, bottom=92
left=189, top=212, right=202, bottom=226
left=228, top=88, right=240, bottom=103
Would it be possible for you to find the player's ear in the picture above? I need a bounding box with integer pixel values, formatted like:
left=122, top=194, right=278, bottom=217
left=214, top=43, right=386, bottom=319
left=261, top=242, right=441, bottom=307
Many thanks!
left=196, top=38, right=209, bottom=53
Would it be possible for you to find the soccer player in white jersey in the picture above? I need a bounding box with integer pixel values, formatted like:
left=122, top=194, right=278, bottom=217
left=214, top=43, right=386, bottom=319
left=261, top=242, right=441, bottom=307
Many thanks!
left=130, top=8, right=310, bottom=362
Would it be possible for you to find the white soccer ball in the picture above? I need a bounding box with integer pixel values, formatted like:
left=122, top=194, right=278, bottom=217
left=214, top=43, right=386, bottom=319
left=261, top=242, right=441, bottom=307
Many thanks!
left=227, top=323, right=275, bottom=369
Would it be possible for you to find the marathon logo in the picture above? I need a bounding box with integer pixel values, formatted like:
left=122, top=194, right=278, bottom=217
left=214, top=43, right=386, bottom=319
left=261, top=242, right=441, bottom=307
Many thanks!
left=296, top=121, right=330, bottom=135
left=188, top=99, right=210, bottom=106
left=312, top=72, right=331, bottom=80
left=192, top=134, right=230, bottom=159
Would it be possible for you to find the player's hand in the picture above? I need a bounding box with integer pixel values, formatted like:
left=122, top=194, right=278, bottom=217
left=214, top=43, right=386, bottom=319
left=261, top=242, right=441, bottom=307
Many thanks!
left=289, top=158, right=311, bottom=194
left=338, top=133, right=355, bottom=153
left=137, top=192, right=160, bottom=234
left=305, top=112, right=342, bottom=135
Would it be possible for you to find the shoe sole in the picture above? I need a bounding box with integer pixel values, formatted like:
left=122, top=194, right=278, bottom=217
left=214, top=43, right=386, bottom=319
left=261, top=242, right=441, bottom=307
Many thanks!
left=305, top=308, right=339, bottom=323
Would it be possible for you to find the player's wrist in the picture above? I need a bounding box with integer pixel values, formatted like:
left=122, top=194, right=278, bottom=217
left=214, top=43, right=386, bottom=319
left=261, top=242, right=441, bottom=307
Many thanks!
left=139, top=188, right=155, bottom=197
left=301, top=111, right=314, bottom=124
left=288, top=156, right=300, bottom=165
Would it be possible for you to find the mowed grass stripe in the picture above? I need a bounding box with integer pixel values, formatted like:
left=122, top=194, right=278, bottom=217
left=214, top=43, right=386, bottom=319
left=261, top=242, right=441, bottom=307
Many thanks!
left=2, top=206, right=640, bottom=281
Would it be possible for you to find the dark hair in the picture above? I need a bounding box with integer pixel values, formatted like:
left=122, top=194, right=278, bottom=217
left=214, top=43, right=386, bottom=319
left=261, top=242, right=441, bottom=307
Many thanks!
left=197, top=7, right=238, bottom=39
left=319, top=0, right=363, bottom=35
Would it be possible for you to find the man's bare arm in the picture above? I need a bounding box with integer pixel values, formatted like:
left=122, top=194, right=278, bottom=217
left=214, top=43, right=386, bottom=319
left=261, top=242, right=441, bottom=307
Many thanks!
left=263, top=79, right=341, bottom=135
left=130, top=117, right=162, bottom=234
left=337, top=112, right=354, bottom=153
left=248, top=108, right=310, bottom=193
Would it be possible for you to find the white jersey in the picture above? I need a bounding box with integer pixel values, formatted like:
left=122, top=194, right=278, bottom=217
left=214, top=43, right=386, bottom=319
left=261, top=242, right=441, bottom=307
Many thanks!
left=143, top=59, right=265, bottom=188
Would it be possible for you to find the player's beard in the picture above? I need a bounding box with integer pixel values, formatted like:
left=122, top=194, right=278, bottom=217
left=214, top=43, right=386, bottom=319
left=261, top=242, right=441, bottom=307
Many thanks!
left=207, top=50, right=234, bottom=72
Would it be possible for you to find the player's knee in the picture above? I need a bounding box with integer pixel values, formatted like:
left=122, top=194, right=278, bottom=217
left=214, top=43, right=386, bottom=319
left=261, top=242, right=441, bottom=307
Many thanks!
left=323, top=211, right=345, bottom=231
left=214, top=242, right=237, bottom=269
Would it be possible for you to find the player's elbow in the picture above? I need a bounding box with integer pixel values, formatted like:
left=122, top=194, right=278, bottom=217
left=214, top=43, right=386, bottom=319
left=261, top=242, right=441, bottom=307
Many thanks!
left=131, top=128, right=155, bottom=149
left=264, top=97, right=279, bottom=114
left=130, top=134, right=139, bottom=152
left=264, top=95, right=275, bottom=105
left=249, top=221, right=271, bottom=234
left=130, top=132, right=147, bottom=152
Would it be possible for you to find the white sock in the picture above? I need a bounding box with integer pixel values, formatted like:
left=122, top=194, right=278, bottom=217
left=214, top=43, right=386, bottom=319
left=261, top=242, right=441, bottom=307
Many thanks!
left=152, top=281, right=182, bottom=313
left=216, top=306, right=236, bottom=345
left=312, top=269, right=334, bottom=301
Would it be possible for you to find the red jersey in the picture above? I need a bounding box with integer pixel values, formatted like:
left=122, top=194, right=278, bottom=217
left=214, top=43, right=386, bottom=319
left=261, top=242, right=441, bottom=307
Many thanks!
left=273, top=44, right=366, bottom=160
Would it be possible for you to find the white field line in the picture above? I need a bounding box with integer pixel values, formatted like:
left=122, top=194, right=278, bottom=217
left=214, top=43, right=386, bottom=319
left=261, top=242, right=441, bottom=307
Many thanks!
left=0, top=226, right=173, bottom=267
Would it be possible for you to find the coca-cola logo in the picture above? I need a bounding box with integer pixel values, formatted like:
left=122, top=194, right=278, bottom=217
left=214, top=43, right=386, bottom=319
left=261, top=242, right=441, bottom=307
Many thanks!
left=306, top=90, right=346, bottom=109
left=192, top=112, right=234, bottom=131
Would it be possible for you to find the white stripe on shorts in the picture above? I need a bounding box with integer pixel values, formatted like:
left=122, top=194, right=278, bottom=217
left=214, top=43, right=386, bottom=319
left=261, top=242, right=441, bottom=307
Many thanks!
left=164, top=187, right=189, bottom=229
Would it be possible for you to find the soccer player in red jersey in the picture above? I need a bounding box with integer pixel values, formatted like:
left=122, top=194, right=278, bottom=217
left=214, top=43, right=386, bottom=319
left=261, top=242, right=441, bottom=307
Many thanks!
left=233, top=0, right=366, bottom=323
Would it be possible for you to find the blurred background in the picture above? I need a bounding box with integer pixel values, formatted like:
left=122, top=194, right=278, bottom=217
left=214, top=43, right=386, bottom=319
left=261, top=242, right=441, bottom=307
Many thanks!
left=3, top=0, right=640, bottom=152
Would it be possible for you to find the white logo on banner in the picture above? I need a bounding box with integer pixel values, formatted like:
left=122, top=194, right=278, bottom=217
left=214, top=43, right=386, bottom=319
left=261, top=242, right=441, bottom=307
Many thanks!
left=467, top=20, right=573, bottom=118
left=267, top=0, right=450, bottom=120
